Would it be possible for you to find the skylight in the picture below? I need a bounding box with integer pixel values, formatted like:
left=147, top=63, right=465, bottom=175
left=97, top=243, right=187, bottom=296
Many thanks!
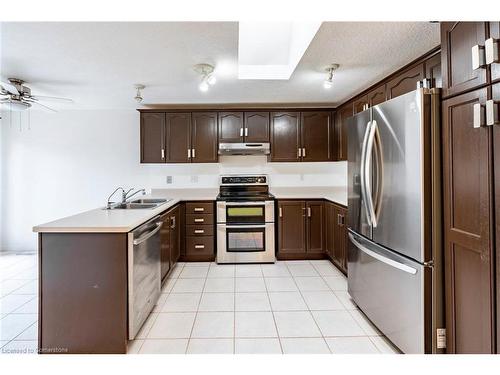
left=238, top=21, right=321, bottom=80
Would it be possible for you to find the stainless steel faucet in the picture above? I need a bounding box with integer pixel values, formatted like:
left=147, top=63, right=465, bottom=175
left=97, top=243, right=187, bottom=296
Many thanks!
left=106, top=187, right=146, bottom=209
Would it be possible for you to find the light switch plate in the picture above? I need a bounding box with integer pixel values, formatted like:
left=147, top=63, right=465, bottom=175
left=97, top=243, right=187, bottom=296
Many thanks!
left=166, top=176, right=173, bottom=184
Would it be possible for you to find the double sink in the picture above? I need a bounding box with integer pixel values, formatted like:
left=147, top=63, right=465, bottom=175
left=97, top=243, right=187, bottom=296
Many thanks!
left=108, top=198, right=171, bottom=210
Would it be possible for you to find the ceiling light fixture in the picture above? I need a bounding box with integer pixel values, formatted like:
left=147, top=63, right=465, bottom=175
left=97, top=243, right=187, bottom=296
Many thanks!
left=323, top=64, right=340, bottom=89
left=134, top=84, right=145, bottom=103
left=194, top=64, right=216, bottom=92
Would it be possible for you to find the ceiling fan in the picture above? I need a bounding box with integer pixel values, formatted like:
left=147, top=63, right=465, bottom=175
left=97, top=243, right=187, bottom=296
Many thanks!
left=0, top=77, right=73, bottom=113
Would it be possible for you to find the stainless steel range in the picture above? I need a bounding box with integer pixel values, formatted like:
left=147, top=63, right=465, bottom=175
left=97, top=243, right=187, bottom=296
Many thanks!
left=216, top=175, right=275, bottom=264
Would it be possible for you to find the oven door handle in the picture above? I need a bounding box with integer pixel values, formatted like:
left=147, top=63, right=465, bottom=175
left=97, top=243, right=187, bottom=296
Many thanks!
left=221, top=224, right=270, bottom=229
left=221, top=201, right=272, bottom=206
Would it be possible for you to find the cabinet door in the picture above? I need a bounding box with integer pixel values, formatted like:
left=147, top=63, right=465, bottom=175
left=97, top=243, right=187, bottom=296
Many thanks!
left=166, top=113, right=191, bottom=163
left=191, top=112, right=218, bottom=163
left=442, top=88, right=494, bottom=353
left=306, top=201, right=325, bottom=254
left=386, top=63, right=425, bottom=100
left=490, top=22, right=500, bottom=83
left=160, top=213, right=171, bottom=280
left=140, top=113, right=165, bottom=163
left=244, top=112, right=270, bottom=142
left=492, top=83, right=500, bottom=350
left=368, top=85, right=386, bottom=107
left=301, top=111, right=332, bottom=162
left=278, top=200, right=306, bottom=255
left=325, top=202, right=335, bottom=259
left=169, top=205, right=181, bottom=265
left=425, top=52, right=442, bottom=88
left=441, top=22, right=488, bottom=98
left=335, top=104, right=353, bottom=161
left=218, top=112, right=244, bottom=143
left=353, top=95, right=369, bottom=114
left=270, top=112, right=301, bottom=162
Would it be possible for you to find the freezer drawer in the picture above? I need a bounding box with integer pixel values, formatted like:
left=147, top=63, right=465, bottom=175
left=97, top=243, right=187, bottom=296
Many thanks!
left=347, top=230, right=426, bottom=354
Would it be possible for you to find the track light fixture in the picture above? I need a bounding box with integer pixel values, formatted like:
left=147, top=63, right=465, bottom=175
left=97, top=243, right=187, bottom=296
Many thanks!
left=194, top=64, right=216, bottom=92
left=323, top=64, right=339, bottom=90
left=134, top=84, right=145, bottom=103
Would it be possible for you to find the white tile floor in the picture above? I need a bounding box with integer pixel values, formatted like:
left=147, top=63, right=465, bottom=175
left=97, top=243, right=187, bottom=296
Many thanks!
left=0, top=253, right=400, bottom=354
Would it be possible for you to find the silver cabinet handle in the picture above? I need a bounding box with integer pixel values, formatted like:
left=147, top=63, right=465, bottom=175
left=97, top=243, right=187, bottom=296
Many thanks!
left=348, top=232, right=417, bottom=274
left=133, top=222, right=163, bottom=245
left=245, top=128, right=248, bottom=137
left=297, top=148, right=302, bottom=158
left=485, top=38, right=499, bottom=65
left=302, top=148, right=306, bottom=157
left=192, top=149, right=196, bottom=158
left=279, top=207, right=282, bottom=217
left=161, top=149, right=165, bottom=159
left=240, top=128, right=243, bottom=137
left=472, top=44, right=486, bottom=70
left=194, top=229, right=205, bottom=234
left=337, top=213, right=342, bottom=225
left=188, top=149, right=191, bottom=158
left=486, top=100, right=499, bottom=126
left=473, top=103, right=485, bottom=128
left=307, top=207, right=311, bottom=217
left=194, top=244, right=205, bottom=249
left=194, top=218, right=204, bottom=223
left=194, top=207, right=205, bottom=212
left=170, top=216, right=176, bottom=229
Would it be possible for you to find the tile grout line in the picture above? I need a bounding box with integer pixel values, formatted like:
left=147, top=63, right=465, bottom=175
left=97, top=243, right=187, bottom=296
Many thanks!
left=265, top=263, right=284, bottom=354
left=185, top=263, right=210, bottom=354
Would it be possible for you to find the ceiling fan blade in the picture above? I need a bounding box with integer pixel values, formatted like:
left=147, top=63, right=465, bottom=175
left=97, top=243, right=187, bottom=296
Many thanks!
left=30, top=95, right=74, bottom=103
left=0, top=77, right=20, bottom=95
left=28, top=100, right=57, bottom=113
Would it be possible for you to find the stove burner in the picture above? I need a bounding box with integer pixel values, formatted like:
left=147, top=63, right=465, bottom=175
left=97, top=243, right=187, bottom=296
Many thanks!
left=217, top=175, right=273, bottom=202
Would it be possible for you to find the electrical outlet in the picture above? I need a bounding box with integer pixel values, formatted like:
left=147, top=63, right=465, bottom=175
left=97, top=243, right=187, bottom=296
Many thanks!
left=166, top=176, right=173, bottom=184
left=191, top=175, right=198, bottom=183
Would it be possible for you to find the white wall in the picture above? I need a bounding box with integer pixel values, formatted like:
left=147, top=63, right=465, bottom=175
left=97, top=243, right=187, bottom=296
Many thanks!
left=0, top=109, right=346, bottom=252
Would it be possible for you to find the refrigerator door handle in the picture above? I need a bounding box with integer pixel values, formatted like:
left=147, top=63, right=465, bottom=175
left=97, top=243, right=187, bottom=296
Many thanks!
left=373, top=123, right=384, bottom=224
left=360, top=120, right=373, bottom=226
left=348, top=231, right=417, bottom=275
left=364, top=119, right=378, bottom=227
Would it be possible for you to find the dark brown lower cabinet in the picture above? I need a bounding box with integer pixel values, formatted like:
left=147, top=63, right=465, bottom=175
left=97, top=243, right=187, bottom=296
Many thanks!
left=442, top=88, right=495, bottom=353
left=277, top=200, right=325, bottom=259
left=160, top=204, right=182, bottom=280
left=325, top=201, right=348, bottom=274
left=182, top=201, right=215, bottom=262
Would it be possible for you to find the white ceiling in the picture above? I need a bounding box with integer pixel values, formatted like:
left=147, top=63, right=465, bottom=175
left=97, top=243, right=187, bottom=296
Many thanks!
left=0, top=22, right=440, bottom=110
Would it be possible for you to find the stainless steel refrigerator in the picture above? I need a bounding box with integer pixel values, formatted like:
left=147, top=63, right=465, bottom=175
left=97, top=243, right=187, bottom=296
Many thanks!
left=347, top=88, right=444, bottom=354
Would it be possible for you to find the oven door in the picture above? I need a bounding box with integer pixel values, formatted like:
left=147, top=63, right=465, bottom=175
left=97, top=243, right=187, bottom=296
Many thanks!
left=216, top=223, right=275, bottom=263
left=217, top=201, right=274, bottom=224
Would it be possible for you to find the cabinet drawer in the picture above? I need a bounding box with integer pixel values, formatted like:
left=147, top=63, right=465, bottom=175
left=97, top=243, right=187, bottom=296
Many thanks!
left=186, top=225, right=214, bottom=237
left=186, top=214, right=214, bottom=225
left=185, top=202, right=214, bottom=214
left=186, top=236, right=214, bottom=255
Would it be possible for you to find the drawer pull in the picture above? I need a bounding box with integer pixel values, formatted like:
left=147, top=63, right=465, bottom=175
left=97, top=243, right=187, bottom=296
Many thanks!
left=486, top=100, right=499, bottom=126
left=194, top=245, right=205, bottom=249
left=194, top=207, right=205, bottom=212
left=485, top=38, right=499, bottom=65
left=194, top=218, right=205, bottom=223
left=472, top=44, right=486, bottom=70
left=473, top=103, right=485, bottom=128
left=194, top=229, right=205, bottom=234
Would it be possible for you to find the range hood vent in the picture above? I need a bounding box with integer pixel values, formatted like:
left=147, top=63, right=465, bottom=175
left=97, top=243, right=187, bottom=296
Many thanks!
left=218, top=143, right=270, bottom=155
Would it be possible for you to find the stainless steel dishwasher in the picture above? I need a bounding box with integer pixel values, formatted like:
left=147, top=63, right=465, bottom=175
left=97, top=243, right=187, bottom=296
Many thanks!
left=128, top=215, right=162, bottom=339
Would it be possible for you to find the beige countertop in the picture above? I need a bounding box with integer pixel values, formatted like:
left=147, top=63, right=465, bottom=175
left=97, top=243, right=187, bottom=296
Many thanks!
left=33, top=186, right=346, bottom=233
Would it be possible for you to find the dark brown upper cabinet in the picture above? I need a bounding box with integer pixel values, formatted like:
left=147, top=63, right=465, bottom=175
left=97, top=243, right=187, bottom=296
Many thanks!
left=191, top=112, right=218, bottom=163
left=218, top=111, right=270, bottom=144
left=368, top=85, right=387, bottom=107
left=490, top=22, right=500, bottom=83
left=166, top=113, right=191, bottom=163
left=270, top=112, right=301, bottom=162
left=424, top=52, right=442, bottom=88
left=353, top=95, right=369, bottom=114
left=140, top=113, right=165, bottom=163
left=386, top=62, right=425, bottom=100
left=442, top=88, right=494, bottom=353
left=301, top=111, right=333, bottom=162
left=441, top=22, right=488, bottom=98
left=335, top=104, right=353, bottom=161
left=244, top=112, right=270, bottom=142
left=218, top=112, right=244, bottom=143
